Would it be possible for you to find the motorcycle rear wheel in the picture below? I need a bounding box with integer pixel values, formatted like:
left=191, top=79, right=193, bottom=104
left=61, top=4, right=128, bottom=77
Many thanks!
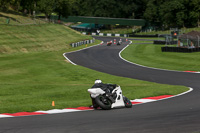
left=95, top=95, right=112, bottom=110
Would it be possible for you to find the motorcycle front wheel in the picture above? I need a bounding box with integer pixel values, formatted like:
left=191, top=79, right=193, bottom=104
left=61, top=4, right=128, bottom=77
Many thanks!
left=123, top=96, right=132, bottom=108
left=95, top=95, right=112, bottom=110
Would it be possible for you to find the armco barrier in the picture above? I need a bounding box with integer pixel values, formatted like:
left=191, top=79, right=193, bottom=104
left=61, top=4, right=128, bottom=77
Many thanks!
left=82, top=32, right=129, bottom=37
left=82, top=32, right=170, bottom=38
left=82, top=32, right=178, bottom=38
left=70, top=39, right=95, bottom=48
left=82, top=32, right=178, bottom=37
left=161, top=47, right=200, bottom=53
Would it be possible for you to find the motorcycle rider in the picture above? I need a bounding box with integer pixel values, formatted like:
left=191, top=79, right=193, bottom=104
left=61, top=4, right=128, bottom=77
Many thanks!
left=90, top=79, right=116, bottom=109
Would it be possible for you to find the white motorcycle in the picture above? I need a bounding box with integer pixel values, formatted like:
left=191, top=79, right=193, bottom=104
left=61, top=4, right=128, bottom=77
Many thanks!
left=88, top=83, right=132, bottom=110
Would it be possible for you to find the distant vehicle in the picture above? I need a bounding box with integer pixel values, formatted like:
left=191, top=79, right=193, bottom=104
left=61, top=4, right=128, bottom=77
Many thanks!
left=107, top=41, right=112, bottom=46
left=117, top=40, right=122, bottom=45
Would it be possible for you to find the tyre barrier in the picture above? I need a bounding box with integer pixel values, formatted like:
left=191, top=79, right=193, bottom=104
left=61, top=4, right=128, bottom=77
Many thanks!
left=154, top=40, right=178, bottom=45
left=70, top=39, right=95, bottom=48
left=161, top=47, right=200, bottom=53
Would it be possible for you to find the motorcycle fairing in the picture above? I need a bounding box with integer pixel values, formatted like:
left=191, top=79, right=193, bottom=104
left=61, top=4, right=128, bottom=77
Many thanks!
left=88, top=88, right=105, bottom=98
left=111, top=86, right=125, bottom=108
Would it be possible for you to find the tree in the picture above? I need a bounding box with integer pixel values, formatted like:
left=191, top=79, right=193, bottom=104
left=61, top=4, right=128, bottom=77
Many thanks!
left=189, top=0, right=200, bottom=27
left=37, top=0, right=56, bottom=19
left=144, top=0, right=165, bottom=23
left=93, top=0, right=119, bottom=17
left=54, top=0, right=72, bottom=20
left=131, top=0, right=148, bottom=19
left=158, top=0, right=189, bottom=28
left=19, top=0, right=37, bottom=16
left=0, top=0, right=12, bottom=11
left=70, top=0, right=81, bottom=16
left=75, top=0, right=95, bottom=16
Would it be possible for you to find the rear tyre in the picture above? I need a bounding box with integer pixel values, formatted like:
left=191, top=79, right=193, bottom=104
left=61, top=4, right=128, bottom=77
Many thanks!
left=95, top=95, right=112, bottom=110
left=123, top=96, right=132, bottom=108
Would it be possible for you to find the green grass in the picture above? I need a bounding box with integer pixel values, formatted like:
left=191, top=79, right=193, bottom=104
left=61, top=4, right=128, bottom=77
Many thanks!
left=0, top=22, right=188, bottom=113
left=131, top=40, right=153, bottom=44
left=0, top=24, right=92, bottom=54
left=121, top=43, right=200, bottom=71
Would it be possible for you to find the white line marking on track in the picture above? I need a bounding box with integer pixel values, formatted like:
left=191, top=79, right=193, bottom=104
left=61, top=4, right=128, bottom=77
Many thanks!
left=131, top=87, right=193, bottom=106
left=36, top=109, right=82, bottom=114
left=163, top=87, right=193, bottom=100
left=0, top=115, right=14, bottom=118
left=131, top=99, right=156, bottom=103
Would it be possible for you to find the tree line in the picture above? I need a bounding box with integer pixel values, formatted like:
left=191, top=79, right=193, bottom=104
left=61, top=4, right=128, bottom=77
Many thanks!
left=1, top=0, right=199, bottom=28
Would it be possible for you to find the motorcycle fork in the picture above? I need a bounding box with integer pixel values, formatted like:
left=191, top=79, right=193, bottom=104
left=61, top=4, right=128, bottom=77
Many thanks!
left=105, top=94, right=115, bottom=103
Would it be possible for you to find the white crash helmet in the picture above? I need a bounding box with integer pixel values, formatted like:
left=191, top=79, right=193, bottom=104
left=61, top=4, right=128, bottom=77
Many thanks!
left=95, top=79, right=102, bottom=84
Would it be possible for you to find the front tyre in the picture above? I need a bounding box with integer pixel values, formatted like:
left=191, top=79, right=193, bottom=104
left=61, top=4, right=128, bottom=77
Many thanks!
left=95, top=95, right=112, bottom=110
left=123, top=96, right=132, bottom=108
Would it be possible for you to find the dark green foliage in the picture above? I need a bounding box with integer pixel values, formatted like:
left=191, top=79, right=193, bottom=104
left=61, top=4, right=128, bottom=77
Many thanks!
left=0, top=0, right=12, bottom=11
left=54, top=0, right=71, bottom=19
left=1, top=0, right=200, bottom=28
left=144, top=0, right=200, bottom=28
left=37, top=0, right=56, bottom=18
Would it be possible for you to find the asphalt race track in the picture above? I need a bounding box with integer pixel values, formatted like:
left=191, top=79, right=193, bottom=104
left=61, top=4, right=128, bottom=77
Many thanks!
left=1, top=36, right=200, bottom=133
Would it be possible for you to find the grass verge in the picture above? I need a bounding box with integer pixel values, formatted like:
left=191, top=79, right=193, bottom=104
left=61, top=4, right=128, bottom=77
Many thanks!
left=121, top=43, right=200, bottom=71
